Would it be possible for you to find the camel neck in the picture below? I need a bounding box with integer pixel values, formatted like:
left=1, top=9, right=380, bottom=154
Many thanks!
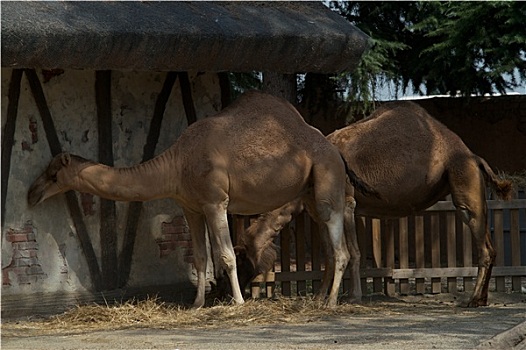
left=75, top=156, right=173, bottom=202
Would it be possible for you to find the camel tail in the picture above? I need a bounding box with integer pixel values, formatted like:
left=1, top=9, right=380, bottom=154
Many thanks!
left=476, top=156, right=513, bottom=200
left=340, top=154, right=381, bottom=199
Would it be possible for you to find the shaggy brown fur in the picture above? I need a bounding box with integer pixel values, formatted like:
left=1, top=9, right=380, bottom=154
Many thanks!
left=28, top=91, right=355, bottom=308
left=234, top=101, right=513, bottom=307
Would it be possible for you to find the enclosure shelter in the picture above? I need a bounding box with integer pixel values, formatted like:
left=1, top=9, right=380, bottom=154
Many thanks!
left=1, top=1, right=369, bottom=317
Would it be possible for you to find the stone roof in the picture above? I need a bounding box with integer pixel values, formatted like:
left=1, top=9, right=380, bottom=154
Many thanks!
left=1, top=1, right=369, bottom=73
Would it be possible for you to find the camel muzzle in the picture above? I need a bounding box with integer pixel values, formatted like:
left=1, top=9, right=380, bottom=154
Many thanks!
left=27, top=186, right=44, bottom=207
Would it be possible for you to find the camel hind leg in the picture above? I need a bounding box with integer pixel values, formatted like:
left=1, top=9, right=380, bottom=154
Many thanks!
left=312, top=195, right=362, bottom=304
left=203, top=200, right=245, bottom=305
left=449, top=159, right=495, bottom=307
left=310, top=162, right=349, bottom=307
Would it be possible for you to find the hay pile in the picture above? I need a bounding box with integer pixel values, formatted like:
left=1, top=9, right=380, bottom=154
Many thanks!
left=3, top=296, right=388, bottom=337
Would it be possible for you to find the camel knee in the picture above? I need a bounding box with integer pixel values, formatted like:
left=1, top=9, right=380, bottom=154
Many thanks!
left=220, top=252, right=237, bottom=272
left=479, top=247, right=495, bottom=267
left=346, top=196, right=356, bottom=211
left=349, top=248, right=361, bottom=266
left=458, top=208, right=471, bottom=226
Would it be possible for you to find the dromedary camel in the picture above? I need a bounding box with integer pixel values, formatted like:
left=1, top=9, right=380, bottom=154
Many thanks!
left=27, top=91, right=376, bottom=308
left=228, top=101, right=512, bottom=307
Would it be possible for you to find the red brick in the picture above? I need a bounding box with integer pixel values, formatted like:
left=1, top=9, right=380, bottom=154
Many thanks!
left=13, top=250, right=31, bottom=259
left=6, top=233, right=28, bottom=242
left=26, top=265, right=44, bottom=275
left=14, top=257, right=38, bottom=267
left=160, top=250, right=171, bottom=258
left=158, top=242, right=169, bottom=251
left=160, top=233, right=178, bottom=242
left=13, top=242, right=38, bottom=250
left=177, top=241, right=192, bottom=248
left=2, top=270, right=11, bottom=285
left=168, top=216, right=187, bottom=226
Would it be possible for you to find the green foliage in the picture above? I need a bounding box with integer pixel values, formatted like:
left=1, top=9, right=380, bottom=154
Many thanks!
left=330, top=1, right=526, bottom=103
left=228, top=72, right=262, bottom=100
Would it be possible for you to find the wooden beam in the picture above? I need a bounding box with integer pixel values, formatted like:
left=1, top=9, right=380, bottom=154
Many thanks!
left=178, top=72, right=197, bottom=125
left=95, top=70, right=118, bottom=290
left=425, top=199, right=526, bottom=211
left=1, top=69, right=23, bottom=227
left=25, top=69, right=103, bottom=291
left=118, top=72, right=178, bottom=287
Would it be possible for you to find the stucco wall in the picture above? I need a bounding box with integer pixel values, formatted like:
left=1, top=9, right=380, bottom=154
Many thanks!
left=1, top=69, right=221, bottom=299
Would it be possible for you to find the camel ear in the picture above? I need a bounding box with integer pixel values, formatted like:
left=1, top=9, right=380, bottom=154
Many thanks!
left=60, top=153, right=72, bottom=166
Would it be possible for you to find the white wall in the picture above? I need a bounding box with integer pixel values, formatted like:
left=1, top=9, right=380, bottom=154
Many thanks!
left=1, top=69, right=221, bottom=298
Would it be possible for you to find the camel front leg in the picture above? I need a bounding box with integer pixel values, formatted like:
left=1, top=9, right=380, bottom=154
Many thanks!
left=184, top=210, right=208, bottom=308
left=203, top=201, right=245, bottom=305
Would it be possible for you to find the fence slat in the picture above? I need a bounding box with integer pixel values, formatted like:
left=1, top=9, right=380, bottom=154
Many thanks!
left=430, top=213, right=441, bottom=293
left=356, top=217, right=368, bottom=296
left=295, top=215, right=307, bottom=296
left=280, top=224, right=291, bottom=296
left=446, top=212, right=457, bottom=292
left=372, top=219, right=383, bottom=292
left=493, top=209, right=506, bottom=292
left=399, top=217, right=409, bottom=295
left=415, top=215, right=425, bottom=294
left=384, top=220, right=396, bottom=296
left=510, top=209, right=521, bottom=291
left=310, top=217, right=321, bottom=294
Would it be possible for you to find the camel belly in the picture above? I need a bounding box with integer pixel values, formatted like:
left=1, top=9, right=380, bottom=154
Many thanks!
left=227, top=185, right=308, bottom=216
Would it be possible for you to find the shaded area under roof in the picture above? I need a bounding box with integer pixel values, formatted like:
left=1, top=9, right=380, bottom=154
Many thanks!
left=1, top=1, right=369, bottom=73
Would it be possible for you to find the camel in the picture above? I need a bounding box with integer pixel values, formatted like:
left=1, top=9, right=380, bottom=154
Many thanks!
left=27, top=90, right=377, bottom=308
left=227, top=101, right=513, bottom=307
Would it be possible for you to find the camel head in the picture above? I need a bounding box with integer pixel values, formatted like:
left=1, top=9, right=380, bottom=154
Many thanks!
left=210, top=246, right=259, bottom=301
left=28, top=152, right=93, bottom=207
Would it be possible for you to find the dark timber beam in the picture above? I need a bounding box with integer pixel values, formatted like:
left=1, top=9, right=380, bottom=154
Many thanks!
left=95, top=70, right=118, bottom=290
left=25, top=69, right=103, bottom=291
left=118, top=72, right=178, bottom=287
left=1, top=69, right=23, bottom=228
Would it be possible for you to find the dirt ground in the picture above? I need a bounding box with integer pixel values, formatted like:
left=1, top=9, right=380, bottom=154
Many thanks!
left=2, top=292, right=525, bottom=350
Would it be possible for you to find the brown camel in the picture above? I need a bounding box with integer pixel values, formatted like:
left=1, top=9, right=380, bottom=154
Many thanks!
left=28, top=90, right=372, bottom=308
left=230, top=101, right=512, bottom=307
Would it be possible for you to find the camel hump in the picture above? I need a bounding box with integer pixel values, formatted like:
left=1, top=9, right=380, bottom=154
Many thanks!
left=365, top=100, right=427, bottom=121
left=476, top=155, right=513, bottom=200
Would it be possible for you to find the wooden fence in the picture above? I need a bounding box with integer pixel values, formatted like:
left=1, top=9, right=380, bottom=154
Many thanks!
left=233, top=189, right=526, bottom=299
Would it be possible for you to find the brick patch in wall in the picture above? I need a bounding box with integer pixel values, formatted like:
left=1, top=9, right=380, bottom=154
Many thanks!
left=2, top=222, right=48, bottom=286
left=156, top=216, right=193, bottom=263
